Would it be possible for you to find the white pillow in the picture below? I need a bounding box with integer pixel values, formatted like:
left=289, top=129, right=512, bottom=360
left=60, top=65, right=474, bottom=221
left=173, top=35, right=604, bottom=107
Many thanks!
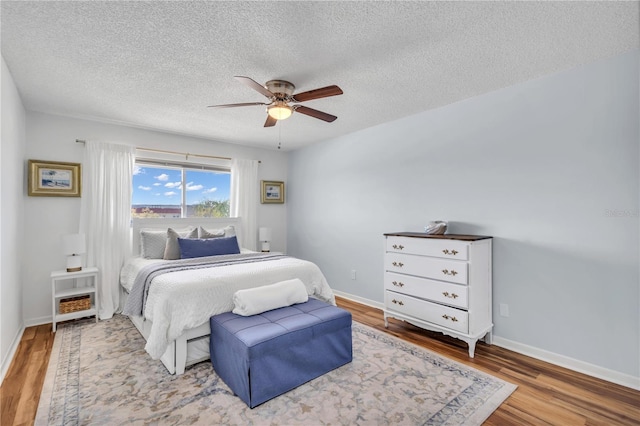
left=163, top=227, right=198, bottom=260
left=198, top=225, right=236, bottom=239
left=140, top=229, right=168, bottom=259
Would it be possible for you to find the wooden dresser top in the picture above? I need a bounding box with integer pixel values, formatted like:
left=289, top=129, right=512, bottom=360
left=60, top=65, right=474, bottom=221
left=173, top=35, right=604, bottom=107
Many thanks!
left=384, top=232, right=492, bottom=241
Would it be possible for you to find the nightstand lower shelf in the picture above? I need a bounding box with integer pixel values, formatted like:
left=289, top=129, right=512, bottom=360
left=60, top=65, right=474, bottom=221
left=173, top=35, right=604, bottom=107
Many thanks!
left=55, top=305, right=98, bottom=322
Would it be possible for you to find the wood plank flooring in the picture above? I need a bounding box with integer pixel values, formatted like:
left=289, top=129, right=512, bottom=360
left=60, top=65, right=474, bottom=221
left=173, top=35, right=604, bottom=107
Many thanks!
left=1, top=324, right=55, bottom=426
left=1, top=297, right=639, bottom=425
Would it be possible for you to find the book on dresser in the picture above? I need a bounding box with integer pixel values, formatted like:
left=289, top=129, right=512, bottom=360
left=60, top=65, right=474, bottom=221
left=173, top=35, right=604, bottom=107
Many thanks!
left=383, top=232, right=493, bottom=357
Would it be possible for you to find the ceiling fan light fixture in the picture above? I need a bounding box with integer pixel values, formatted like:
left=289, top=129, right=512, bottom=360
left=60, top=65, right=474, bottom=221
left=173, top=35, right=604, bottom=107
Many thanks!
left=267, top=102, right=293, bottom=120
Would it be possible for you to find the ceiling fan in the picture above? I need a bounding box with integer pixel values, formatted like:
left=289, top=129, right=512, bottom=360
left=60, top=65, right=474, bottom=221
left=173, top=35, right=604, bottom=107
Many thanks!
left=208, top=76, right=343, bottom=127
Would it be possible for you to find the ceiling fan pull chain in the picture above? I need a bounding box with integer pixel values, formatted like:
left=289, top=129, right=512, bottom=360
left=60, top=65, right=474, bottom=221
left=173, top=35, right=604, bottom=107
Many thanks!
left=278, top=125, right=282, bottom=150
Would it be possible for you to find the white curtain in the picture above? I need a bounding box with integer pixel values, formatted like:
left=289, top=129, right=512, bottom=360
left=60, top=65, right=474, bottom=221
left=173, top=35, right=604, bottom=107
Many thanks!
left=79, top=141, right=135, bottom=319
left=230, top=158, right=259, bottom=251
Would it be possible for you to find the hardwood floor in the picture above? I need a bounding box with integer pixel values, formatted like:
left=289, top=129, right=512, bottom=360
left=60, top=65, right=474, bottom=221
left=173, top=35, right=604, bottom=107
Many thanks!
left=2, top=297, right=639, bottom=425
left=1, top=324, right=55, bottom=426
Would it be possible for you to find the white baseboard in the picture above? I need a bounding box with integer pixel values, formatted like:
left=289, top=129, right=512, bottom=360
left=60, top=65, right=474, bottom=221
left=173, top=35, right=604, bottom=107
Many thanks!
left=24, top=315, right=52, bottom=328
left=492, top=336, right=640, bottom=391
left=332, top=290, right=384, bottom=310
left=1, top=325, right=25, bottom=385
left=335, top=290, right=640, bottom=391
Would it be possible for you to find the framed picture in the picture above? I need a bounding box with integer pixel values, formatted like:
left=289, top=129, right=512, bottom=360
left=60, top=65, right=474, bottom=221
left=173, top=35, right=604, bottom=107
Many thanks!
left=261, top=180, right=285, bottom=204
left=28, top=159, right=82, bottom=197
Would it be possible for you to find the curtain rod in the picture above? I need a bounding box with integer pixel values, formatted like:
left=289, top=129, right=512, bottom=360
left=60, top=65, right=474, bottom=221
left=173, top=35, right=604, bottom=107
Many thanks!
left=74, top=139, right=260, bottom=163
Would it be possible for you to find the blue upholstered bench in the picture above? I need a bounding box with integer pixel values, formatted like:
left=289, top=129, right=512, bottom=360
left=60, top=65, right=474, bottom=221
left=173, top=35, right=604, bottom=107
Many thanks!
left=209, top=297, right=352, bottom=408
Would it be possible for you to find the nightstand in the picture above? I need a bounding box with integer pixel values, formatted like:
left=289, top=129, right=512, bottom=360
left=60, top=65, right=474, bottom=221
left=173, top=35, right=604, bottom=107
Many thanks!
left=51, top=267, right=99, bottom=332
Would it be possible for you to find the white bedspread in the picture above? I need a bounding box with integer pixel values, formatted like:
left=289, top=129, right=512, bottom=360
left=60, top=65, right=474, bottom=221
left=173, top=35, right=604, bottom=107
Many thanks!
left=120, top=255, right=335, bottom=359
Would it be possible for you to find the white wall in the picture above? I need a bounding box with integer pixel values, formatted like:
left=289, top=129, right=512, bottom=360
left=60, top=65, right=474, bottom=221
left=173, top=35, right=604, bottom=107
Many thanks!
left=288, top=50, right=640, bottom=386
left=1, top=55, right=26, bottom=382
left=23, top=112, right=288, bottom=325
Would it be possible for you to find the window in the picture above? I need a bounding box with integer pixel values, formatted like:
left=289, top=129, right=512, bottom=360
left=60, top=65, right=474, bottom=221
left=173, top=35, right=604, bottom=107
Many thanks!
left=132, top=160, right=231, bottom=218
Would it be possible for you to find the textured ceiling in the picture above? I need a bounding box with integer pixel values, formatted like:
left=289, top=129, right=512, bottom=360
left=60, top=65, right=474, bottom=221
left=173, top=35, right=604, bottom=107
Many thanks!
left=2, top=1, right=638, bottom=151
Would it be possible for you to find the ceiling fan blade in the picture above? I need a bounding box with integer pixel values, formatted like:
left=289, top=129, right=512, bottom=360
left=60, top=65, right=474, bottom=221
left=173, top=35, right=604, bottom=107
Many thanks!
left=264, top=115, right=278, bottom=127
left=234, top=76, right=274, bottom=99
left=294, top=105, right=337, bottom=123
left=292, top=85, right=343, bottom=103
left=207, top=102, right=269, bottom=108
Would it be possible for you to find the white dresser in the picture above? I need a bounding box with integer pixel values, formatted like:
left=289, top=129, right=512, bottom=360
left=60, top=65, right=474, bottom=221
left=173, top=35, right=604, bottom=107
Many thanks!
left=383, top=232, right=493, bottom=357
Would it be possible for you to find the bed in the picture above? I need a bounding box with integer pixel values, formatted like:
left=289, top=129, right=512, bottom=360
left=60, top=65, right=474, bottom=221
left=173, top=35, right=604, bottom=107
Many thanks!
left=120, top=217, right=335, bottom=375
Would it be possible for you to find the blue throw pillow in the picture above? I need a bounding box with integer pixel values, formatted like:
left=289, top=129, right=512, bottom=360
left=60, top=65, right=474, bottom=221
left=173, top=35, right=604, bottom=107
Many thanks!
left=178, top=236, right=240, bottom=259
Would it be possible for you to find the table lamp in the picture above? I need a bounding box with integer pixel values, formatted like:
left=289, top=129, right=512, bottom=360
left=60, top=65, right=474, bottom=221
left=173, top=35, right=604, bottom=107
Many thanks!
left=63, top=233, right=86, bottom=272
left=259, top=227, right=272, bottom=252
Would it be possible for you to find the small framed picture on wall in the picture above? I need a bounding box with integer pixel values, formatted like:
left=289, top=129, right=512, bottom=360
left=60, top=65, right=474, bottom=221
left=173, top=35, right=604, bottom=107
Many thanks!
left=28, top=159, right=82, bottom=197
left=261, top=180, right=284, bottom=204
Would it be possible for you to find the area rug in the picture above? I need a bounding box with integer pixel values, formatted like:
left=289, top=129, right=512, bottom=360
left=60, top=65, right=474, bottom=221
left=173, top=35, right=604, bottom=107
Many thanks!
left=35, top=315, right=515, bottom=425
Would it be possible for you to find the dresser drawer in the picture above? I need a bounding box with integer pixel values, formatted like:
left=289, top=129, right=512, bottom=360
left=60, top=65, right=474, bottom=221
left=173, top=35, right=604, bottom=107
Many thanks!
left=385, top=291, right=469, bottom=333
left=386, top=236, right=469, bottom=260
left=384, top=272, right=469, bottom=309
left=385, top=253, right=468, bottom=285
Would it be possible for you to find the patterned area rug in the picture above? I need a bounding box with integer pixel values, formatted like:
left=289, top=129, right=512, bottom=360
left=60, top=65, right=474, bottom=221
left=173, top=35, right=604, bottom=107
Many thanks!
left=36, top=315, right=515, bottom=425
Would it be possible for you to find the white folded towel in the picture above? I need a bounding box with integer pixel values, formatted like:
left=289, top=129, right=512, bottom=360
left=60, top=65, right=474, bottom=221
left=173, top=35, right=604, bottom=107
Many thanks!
left=232, top=278, right=309, bottom=316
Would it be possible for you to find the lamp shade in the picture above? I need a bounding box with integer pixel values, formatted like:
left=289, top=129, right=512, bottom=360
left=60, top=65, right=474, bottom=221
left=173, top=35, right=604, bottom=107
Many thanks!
left=62, top=233, right=86, bottom=255
left=259, top=227, right=272, bottom=242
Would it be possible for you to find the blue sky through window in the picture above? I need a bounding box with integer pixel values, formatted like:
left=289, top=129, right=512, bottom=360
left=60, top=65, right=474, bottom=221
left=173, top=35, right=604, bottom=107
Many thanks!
left=132, top=165, right=230, bottom=205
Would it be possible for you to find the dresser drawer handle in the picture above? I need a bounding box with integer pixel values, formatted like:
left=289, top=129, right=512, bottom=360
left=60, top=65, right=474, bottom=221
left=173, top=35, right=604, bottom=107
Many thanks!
left=442, top=291, right=459, bottom=299
left=392, top=261, right=404, bottom=268
left=442, top=249, right=459, bottom=256
left=391, top=299, right=404, bottom=306
left=442, top=269, right=458, bottom=276
left=392, top=281, right=404, bottom=288
left=442, top=314, right=458, bottom=322
left=392, top=244, right=405, bottom=250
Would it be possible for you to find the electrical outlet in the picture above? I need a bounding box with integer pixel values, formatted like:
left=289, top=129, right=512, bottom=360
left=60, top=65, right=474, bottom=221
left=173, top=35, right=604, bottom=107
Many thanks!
left=499, top=303, right=509, bottom=317
left=351, top=270, right=357, bottom=280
